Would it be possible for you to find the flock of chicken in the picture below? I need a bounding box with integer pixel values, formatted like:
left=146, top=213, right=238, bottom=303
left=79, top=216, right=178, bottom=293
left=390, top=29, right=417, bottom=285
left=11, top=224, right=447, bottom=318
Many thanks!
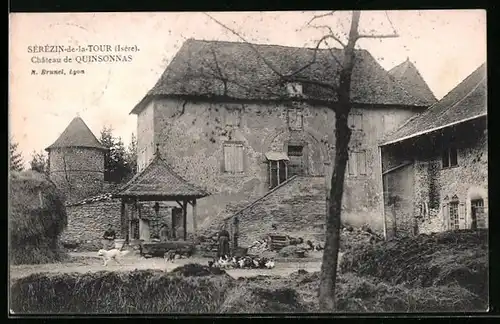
left=208, top=255, right=276, bottom=270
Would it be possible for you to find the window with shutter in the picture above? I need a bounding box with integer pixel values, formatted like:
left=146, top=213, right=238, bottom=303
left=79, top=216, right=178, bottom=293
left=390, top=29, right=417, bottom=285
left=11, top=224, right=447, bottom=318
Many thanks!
left=347, top=151, right=367, bottom=177
left=223, top=142, right=244, bottom=173
left=458, top=202, right=466, bottom=229
left=348, top=113, right=363, bottom=131
left=442, top=147, right=458, bottom=168
left=449, top=201, right=459, bottom=230
left=225, top=109, right=241, bottom=127
left=269, top=160, right=288, bottom=189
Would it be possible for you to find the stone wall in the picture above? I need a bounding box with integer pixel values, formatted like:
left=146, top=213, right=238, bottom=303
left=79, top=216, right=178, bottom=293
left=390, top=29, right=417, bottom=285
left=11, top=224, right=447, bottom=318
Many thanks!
left=62, top=199, right=122, bottom=244
left=48, top=147, right=105, bottom=204
left=415, top=126, right=488, bottom=233
left=135, top=97, right=420, bottom=232
left=61, top=198, right=183, bottom=245
left=223, top=176, right=327, bottom=247
left=383, top=119, right=488, bottom=235
left=137, top=101, right=156, bottom=172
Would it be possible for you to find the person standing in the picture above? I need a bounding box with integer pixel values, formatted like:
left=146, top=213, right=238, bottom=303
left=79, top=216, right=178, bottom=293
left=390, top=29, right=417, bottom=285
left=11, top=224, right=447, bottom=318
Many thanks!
left=102, top=224, right=116, bottom=250
left=217, top=224, right=231, bottom=258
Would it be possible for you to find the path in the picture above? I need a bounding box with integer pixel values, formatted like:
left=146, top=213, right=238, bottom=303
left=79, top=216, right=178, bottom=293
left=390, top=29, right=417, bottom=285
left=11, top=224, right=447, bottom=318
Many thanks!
left=10, top=252, right=324, bottom=282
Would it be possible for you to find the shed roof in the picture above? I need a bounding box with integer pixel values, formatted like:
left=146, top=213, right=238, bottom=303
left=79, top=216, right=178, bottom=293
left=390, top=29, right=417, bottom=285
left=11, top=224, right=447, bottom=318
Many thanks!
left=114, top=147, right=209, bottom=200
left=382, top=62, right=487, bottom=146
left=388, top=58, right=437, bottom=105
left=265, top=152, right=290, bottom=161
left=46, top=116, right=106, bottom=151
left=131, top=39, right=435, bottom=114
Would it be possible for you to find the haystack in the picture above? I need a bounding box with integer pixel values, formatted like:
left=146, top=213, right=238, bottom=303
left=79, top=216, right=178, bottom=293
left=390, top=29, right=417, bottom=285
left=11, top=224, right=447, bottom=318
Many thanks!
left=9, top=170, right=68, bottom=265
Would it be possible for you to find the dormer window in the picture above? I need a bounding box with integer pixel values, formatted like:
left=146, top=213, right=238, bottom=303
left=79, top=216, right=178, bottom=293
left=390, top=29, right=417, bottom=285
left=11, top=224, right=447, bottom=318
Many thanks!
left=286, top=83, right=303, bottom=97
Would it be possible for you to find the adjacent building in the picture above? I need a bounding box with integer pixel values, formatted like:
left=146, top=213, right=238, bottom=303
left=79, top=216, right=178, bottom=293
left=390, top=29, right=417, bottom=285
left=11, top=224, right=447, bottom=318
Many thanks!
left=380, top=63, right=487, bottom=237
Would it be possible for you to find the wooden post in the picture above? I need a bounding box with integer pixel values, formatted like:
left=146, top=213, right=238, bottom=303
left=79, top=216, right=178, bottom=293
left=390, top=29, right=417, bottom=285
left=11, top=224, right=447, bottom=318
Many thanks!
left=182, top=200, right=188, bottom=241
left=277, top=161, right=281, bottom=185
left=192, top=199, right=197, bottom=238
left=120, top=199, right=127, bottom=242
left=171, top=208, right=176, bottom=239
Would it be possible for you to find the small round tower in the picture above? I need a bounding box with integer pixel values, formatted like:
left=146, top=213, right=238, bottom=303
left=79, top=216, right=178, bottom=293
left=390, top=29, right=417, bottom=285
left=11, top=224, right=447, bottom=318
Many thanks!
left=45, top=116, right=107, bottom=204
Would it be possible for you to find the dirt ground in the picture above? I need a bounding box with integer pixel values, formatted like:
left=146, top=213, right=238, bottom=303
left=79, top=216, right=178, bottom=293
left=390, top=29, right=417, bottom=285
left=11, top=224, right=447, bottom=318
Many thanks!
left=9, top=252, right=325, bottom=283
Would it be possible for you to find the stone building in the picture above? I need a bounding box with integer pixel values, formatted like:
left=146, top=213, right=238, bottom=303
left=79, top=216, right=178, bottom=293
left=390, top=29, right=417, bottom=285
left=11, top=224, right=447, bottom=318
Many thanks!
left=380, top=63, right=487, bottom=237
left=130, top=39, right=437, bottom=240
left=46, top=116, right=107, bottom=204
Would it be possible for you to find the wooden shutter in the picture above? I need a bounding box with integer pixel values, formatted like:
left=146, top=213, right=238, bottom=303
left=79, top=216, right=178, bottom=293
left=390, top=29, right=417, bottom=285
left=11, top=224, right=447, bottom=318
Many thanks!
left=224, top=143, right=244, bottom=173
left=348, top=152, right=357, bottom=176
left=235, top=144, right=244, bottom=172
left=357, top=151, right=367, bottom=175
left=224, top=143, right=234, bottom=172
left=442, top=202, right=449, bottom=230
left=458, top=202, right=466, bottom=229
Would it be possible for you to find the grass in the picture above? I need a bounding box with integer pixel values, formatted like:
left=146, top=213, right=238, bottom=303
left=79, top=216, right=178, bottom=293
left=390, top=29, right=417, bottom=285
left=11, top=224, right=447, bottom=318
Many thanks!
left=339, top=230, right=488, bottom=295
left=10, top=231, right=488, bottom=314
left=10, top=266, right=235, bottom=314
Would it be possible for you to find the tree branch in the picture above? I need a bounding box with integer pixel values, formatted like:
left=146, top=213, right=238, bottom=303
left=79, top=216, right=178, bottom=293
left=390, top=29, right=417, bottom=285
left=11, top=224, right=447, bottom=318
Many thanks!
left=307, top=11, right=336, bottom=25
left=323, top=40, right=344, bottom=68
left=204, top=13, right=284, bottom=78
left=209, top=48, right=229, bottom=96
left=357, top=34, right=399, bottom=39
left=309, top=25, right=346, bottom=48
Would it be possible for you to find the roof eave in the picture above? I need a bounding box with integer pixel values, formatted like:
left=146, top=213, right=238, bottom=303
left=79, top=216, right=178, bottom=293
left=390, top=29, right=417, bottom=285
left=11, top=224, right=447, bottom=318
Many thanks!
left=130, top=95, right=153, bottom=115
left=45, top=145, right=108, bottom=152
left=112, top=193, right=209, bottom=200
left=379, top=113, right=487, bottom=147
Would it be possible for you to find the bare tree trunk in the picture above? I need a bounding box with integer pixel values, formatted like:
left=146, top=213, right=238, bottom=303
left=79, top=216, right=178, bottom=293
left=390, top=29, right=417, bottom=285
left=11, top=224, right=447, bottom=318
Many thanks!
left=319, top=11, right=360, bottom=312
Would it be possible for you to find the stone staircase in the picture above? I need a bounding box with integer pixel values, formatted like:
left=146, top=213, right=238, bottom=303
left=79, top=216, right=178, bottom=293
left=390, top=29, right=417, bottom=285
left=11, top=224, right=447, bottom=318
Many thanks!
left=223, top=176, right=327, bottom=247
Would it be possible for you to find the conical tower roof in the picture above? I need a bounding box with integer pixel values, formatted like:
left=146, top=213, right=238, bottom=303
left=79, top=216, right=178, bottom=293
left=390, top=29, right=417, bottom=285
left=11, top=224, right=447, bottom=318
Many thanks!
left=45, top=116, right=106, bottom=151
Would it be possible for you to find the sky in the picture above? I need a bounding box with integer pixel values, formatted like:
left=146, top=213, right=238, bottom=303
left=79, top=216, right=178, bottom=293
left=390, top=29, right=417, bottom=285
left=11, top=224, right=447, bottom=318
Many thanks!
left=9, top=10, right=486, bottom=167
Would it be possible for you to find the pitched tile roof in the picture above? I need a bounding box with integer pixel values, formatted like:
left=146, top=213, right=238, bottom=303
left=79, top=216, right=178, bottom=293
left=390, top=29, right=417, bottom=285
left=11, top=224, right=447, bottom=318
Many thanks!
left=382, top=63, right=486, bottom=145
left=46, top=117, right=106, bottom=151
left=131, top=39, right=433, bottom=114
left=389, top=58, right=437, bottom=105
left=114, top=148, right=209, bottom=199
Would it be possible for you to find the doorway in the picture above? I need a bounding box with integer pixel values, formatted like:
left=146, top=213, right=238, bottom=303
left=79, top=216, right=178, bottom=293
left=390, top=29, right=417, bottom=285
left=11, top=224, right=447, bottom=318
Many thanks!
left=470, top=198, right=485, bottom=230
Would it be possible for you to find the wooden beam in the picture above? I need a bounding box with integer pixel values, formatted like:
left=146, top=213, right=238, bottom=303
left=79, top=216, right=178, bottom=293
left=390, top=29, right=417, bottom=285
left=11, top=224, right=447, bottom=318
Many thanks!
left=182, top=200, right=188, bottom=241
left=121, top=199, right=128, bottom=243
left=175, top=200, right=183, bottom=208
left=192, top=199, right=197, bottom=238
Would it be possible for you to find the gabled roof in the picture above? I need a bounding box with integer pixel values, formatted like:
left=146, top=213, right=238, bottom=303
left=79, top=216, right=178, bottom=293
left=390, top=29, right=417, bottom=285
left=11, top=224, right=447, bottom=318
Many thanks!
left=114, top=147, right=209, bottom=199
left=46, top=117, right=106, bottom=151
left=382, top=63, right=487, bottom=146
left=389, top=58, right=437, bottom=105
left=131, top=39, right=434, bottom=114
